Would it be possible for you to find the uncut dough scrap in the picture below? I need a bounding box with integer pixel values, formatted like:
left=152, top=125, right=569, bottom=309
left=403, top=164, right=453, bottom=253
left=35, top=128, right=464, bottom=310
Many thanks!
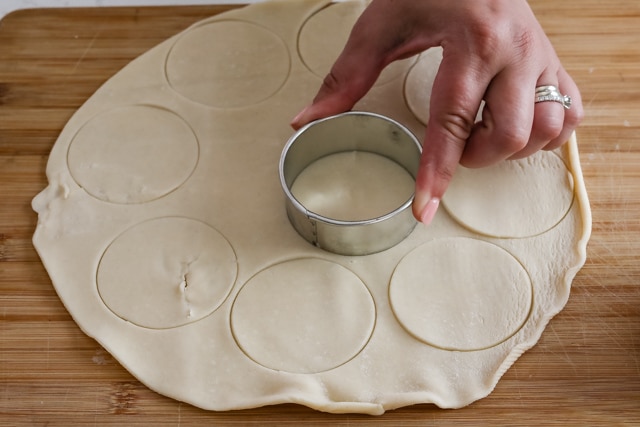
left=32, top=0, right=591, bottom=415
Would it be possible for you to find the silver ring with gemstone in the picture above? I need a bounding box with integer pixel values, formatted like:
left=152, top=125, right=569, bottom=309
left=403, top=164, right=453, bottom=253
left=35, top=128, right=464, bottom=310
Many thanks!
left=535, top=85, right=572, bottom=109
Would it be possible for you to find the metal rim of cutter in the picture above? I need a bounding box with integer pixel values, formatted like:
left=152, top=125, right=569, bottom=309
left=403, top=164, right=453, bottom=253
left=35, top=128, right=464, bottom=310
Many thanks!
left=279, top=111, right=422, bottom=256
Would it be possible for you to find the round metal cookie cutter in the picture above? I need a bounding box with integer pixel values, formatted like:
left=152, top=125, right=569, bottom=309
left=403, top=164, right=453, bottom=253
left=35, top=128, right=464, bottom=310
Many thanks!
left=279, top=111, right=422, bottom=256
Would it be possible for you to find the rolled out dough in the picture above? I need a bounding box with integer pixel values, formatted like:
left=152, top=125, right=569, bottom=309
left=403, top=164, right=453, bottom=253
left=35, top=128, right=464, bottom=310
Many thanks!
left=32, top=0, right=591, bottom=415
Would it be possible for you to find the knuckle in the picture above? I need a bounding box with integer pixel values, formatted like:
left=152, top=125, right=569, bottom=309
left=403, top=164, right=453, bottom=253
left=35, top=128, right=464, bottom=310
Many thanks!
left=318, top=71, right=342, bottom=98
left=469, top=13, right=537, bottom=67
left=433, top=163, right=456, bottom=184
left=511, top=27, right=536, bottom=62
left=317, top=67, right=371, bottom=106
left=496, top=125, right=530, bottom=153
left=436, top=110, right=476, bottom=143
left=535, top=113, right=564, bottom=141
left=469, top=23, right=504, bottom=63
left=422, top=151, right=457, bottom=184
left=565, top=104, right=585, bottom=128
left=538, top=124, right=563, bottom=142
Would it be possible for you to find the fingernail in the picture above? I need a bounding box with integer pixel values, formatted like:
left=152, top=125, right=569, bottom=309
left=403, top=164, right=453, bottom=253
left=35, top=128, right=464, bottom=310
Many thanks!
left=418, top=197, right=440, bottom=225
left=291, top=105, right=311, bottom=129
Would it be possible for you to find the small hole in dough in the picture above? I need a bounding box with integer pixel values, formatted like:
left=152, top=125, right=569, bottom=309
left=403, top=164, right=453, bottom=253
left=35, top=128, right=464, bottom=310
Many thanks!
left=97, top=217, right=237, bottom=329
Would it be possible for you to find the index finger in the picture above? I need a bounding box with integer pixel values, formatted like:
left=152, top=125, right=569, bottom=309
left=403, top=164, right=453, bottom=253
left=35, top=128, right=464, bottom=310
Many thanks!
left=413, top=54, right=489, bottom=224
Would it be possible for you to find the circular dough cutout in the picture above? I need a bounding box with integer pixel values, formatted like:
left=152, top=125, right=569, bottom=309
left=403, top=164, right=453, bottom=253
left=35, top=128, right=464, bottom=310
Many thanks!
left=404, top=48, right=484, bottom=125
left=299, top=2, right=413, bottom=85
left=442, top=151, right=574, bottom=238
left=390, top=238, right=532, bottom=351
left=231, top=258, right=375, bottom=374
left=67, top=105, right=199, bottom=204
left=97, top=217, right=237, bottom=329
left=404, top=48, right=441, bottom=125
left=165, top=21, right=290, bottom=108
left=290, top=151, right=415, bottom=221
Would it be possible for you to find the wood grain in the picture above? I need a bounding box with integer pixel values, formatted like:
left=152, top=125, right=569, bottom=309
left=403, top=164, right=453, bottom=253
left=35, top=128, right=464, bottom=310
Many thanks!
left=1, top=1, right=639, bottom=425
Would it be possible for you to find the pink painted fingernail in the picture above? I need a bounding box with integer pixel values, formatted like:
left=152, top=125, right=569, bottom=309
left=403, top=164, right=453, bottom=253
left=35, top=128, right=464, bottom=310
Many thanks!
left=419, top=197, right=440, bottom=225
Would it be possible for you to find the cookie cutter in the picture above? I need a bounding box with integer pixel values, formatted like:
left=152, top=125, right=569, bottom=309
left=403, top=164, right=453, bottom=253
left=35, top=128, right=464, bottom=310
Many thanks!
left=279, top=111, right=422, bottom=256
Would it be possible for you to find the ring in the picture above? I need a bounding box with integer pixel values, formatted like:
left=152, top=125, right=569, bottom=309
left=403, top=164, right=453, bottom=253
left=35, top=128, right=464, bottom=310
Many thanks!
left=535, top=85, right=572, bottom=109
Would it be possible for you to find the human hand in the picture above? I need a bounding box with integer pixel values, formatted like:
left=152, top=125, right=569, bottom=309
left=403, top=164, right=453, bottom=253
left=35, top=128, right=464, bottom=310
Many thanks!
left=291, top=0, right=583, bottom=225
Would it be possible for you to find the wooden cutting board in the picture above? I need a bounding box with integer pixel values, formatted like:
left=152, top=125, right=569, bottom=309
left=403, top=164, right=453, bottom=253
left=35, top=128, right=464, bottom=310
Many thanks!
left=1, top=1, right=639, bottom=425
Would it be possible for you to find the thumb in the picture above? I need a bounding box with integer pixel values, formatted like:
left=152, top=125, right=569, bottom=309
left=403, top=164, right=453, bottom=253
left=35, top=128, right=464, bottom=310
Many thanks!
left=290, top=0, right=431, bottom=130
left=290, top=38, right=384, bottom=130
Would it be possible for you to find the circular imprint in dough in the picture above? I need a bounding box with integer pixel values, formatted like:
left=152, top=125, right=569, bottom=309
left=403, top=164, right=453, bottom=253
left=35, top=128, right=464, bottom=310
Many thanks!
left=298, top=2, right=413, bottom=85
left=290, top=151, right=415, bottom=221
left=404, top=48, right=442, bottom=125
left=389, top=238, right=532, bottom=351
left=404, top=48, right=484, bottom=126
left=97, top=217, right=237, bottom=329
left=67, top=105, right=199, bottom=204
left=165, top=20, right=290, bottom=108
left=442, top=151, right=574, bottom=238
left=231, top=258, right=375, bottom=374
